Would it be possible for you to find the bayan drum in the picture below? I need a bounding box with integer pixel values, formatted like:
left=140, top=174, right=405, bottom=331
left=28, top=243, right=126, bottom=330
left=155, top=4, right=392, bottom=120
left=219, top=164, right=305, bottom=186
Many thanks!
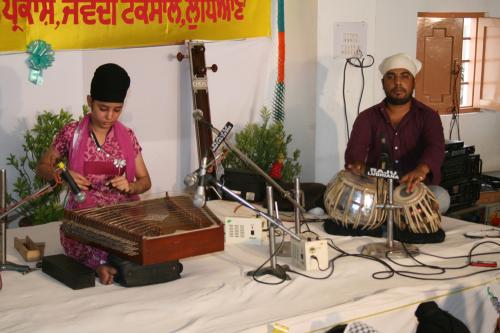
left=324, top=170, right=387, bottom=230
left=393, top=183, right=441, bottom=234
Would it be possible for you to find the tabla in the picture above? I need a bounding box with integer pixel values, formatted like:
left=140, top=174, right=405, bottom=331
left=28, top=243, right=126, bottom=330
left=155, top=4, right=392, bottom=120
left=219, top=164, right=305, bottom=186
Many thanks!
left=393, top=183, right=441, bottom=234
left=324, top=170, right=387, bottom=230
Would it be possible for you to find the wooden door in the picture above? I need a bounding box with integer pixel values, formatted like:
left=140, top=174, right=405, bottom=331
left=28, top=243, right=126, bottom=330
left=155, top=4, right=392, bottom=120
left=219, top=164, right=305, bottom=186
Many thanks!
left=416, top=17, right=463, bottom=114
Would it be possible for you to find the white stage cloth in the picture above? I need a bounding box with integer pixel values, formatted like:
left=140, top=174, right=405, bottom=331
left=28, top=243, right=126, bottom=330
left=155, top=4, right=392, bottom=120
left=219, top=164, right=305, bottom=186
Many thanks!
left=1, top=200, right=499, bottom=333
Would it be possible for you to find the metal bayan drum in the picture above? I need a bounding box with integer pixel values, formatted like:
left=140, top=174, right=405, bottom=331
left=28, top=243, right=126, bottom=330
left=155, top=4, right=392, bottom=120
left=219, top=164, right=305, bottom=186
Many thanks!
left=324, top=170, right=387, bottom=230
left=393, top=183, right=441, bottom=234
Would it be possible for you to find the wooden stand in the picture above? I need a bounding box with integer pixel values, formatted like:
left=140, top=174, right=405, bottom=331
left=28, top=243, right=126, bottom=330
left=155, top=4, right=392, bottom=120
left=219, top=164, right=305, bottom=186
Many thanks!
left=14, top=236, right=45, bottom=262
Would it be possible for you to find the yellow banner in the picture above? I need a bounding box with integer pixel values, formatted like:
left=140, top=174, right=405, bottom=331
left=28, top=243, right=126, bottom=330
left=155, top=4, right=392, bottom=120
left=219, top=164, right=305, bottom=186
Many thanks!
left=0, top=0, right=270, bottom=51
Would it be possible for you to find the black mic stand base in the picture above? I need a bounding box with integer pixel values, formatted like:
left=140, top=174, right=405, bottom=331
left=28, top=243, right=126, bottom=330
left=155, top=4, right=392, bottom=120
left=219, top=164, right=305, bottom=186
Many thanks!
left=360, top=241, right=419, bottom=259
left=246, top=264, right=291, bottom=281
left=0, top=262, right=31, bottom=274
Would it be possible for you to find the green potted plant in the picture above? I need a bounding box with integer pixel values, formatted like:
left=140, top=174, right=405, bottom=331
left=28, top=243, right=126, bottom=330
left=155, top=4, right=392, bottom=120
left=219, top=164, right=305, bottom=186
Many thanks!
left=222, top=106, right=301, bottom=182
left=6, top=109, right=77, bottom=225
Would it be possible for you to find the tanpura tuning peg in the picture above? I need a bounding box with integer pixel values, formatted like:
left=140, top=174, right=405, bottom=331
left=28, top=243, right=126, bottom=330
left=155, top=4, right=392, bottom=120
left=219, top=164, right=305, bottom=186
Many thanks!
left=207, top=64, right=218, bottom=73
left=176, top=52, right=188, bottom=62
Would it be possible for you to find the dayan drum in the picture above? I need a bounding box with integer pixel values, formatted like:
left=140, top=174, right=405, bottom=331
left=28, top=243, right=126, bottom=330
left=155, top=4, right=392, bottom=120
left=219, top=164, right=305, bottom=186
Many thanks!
left=393, top=183, right=441, bottom=234
left=324, top=170, right=387, bottom=230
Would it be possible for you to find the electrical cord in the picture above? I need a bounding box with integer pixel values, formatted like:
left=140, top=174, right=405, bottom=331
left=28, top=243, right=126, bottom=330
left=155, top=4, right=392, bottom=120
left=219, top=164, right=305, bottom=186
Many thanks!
left=342, top=54, right=375, bottom=141
left=325, top=238, right=500, bottom=281
left=449, top=62, right=462, bottom=140
left=287, top=256, right=335, bottom=279
left=251, top=224, right=500, bottom=284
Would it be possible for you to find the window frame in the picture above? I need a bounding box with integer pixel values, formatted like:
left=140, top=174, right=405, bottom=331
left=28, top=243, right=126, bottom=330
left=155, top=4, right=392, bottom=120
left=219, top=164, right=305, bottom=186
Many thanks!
left=416, top=12, right=485, bottom=114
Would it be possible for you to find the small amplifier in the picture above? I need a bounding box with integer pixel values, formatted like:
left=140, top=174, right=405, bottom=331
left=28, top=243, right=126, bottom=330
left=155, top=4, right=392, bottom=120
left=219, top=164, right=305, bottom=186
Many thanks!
left=443, top=179, right=481, bottom=211
left=291, top=236, right=328, bottom=271
left=445, top=145, right=474, bottom=158
left=441, top=154, right=482, bottom=184
left=481, top=174, right=500, bottom=190
left=445, top=139, right=464, bottom=151
left=224, top=217, right=266, bottom=244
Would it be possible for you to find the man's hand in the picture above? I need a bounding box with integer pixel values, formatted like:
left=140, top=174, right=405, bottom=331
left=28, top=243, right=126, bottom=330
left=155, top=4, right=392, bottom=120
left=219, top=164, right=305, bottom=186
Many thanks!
left=346, top=161, right=366, bottom=176
left=400, top=163, right=429, bottom=193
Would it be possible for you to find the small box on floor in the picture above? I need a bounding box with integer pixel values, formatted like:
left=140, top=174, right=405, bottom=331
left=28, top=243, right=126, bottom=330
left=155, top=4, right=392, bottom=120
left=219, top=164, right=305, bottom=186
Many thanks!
left=108, top=255, right=182, bottom=287
left=291, top=236, right=328, bottom=271
left=42, top=254, right=95, bottom=290
left=224, top=217, right=266, bottom=245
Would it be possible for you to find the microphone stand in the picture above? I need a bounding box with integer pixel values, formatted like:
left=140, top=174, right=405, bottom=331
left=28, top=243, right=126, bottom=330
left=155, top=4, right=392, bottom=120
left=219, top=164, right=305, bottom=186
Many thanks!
left=187, top=112, right=303, bottom=273
left=360, top=167, right=419, bottom=258
left=276, top=177, right=302, bottom=257
left=209, top=179, right=298, bottom=279
left=246, top=186, right=290, bottom=280
left=193, top=112, right=306, bottom=215
left=0, top=169, right=52, bottom=274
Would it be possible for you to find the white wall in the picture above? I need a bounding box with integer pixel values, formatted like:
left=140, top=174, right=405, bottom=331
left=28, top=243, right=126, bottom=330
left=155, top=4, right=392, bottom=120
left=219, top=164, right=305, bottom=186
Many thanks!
left=315, top=0, right=378, bottom=183
left=313, top=0, right=500, bottom=184
left=284, top=0, right=318, bottom=181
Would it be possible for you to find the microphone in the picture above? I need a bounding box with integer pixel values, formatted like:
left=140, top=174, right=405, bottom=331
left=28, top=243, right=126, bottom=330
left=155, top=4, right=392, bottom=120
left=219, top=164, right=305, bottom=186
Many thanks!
left=184, top=150, right=226, bottom=188
left=184, top=171, right=198, bottom=187
left=193, top=157, right=208, bottom=208
left=56, top=162, right=86, bottom=203
left=379, top=132, right=391, bottom=171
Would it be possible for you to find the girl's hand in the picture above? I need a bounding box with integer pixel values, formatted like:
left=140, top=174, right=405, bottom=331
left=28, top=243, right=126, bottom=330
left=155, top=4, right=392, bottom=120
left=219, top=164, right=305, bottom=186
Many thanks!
left=107, top=174, right=132, bottom=193
left=67, top=170, right=92, bottom=191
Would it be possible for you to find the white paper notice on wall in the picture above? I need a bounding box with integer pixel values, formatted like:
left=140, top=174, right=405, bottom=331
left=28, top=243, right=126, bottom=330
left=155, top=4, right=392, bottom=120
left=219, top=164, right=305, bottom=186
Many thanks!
left=333, top=22, right=368, bottom=59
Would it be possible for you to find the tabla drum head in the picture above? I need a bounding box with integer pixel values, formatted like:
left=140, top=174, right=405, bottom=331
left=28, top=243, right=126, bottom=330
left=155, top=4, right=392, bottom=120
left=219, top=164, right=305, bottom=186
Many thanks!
left=393, top=183, right=426, bottom=205
left=393, top=182, right=441, bottom=234
left=324, top=170, right=386, bottom=230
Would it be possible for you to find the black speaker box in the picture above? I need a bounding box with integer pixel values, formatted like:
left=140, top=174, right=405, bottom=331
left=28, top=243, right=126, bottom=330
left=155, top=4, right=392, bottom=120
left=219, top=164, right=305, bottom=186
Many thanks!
left=222, top=168, right=266, bottom=202
left=42, top=254, right=95, bottom=290
left=108, top=255, right=183, bottom=287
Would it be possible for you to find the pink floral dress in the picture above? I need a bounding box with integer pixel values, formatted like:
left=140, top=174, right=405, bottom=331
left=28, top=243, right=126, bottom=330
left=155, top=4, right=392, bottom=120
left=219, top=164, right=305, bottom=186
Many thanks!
left=54, top=121, right=141, bottom=269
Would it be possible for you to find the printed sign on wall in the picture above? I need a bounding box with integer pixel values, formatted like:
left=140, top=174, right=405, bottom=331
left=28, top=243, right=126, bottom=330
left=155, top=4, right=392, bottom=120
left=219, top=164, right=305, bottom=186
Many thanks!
left=0, top=0, right=271, bottom=51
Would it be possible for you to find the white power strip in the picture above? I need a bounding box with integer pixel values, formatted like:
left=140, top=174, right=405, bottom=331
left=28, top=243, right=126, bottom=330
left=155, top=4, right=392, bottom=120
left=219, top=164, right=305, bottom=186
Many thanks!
left=224, top=217, right=266, bottom=245
left=291, top=236, right=328, bottom=271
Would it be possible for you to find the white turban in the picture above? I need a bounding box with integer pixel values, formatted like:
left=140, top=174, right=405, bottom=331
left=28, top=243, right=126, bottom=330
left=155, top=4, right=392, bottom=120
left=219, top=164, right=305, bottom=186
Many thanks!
left=378, top=53, right=422, bottom=77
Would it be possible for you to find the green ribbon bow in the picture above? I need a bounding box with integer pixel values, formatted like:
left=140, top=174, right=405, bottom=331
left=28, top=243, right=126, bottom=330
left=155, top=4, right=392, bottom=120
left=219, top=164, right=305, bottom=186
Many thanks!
left=26, top=40, right=55, bottom=85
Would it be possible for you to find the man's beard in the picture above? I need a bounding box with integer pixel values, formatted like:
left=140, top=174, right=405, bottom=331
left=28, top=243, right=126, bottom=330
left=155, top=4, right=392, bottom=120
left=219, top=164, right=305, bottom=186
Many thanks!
left=386, top=94, right=412, bottom=105
left=384, top=88, right=413, bottom=105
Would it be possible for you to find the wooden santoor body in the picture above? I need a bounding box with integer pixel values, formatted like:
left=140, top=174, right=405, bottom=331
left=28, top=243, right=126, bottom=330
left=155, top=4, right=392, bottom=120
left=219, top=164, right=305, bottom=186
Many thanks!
left=61, top=194, right=224, bottom=265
